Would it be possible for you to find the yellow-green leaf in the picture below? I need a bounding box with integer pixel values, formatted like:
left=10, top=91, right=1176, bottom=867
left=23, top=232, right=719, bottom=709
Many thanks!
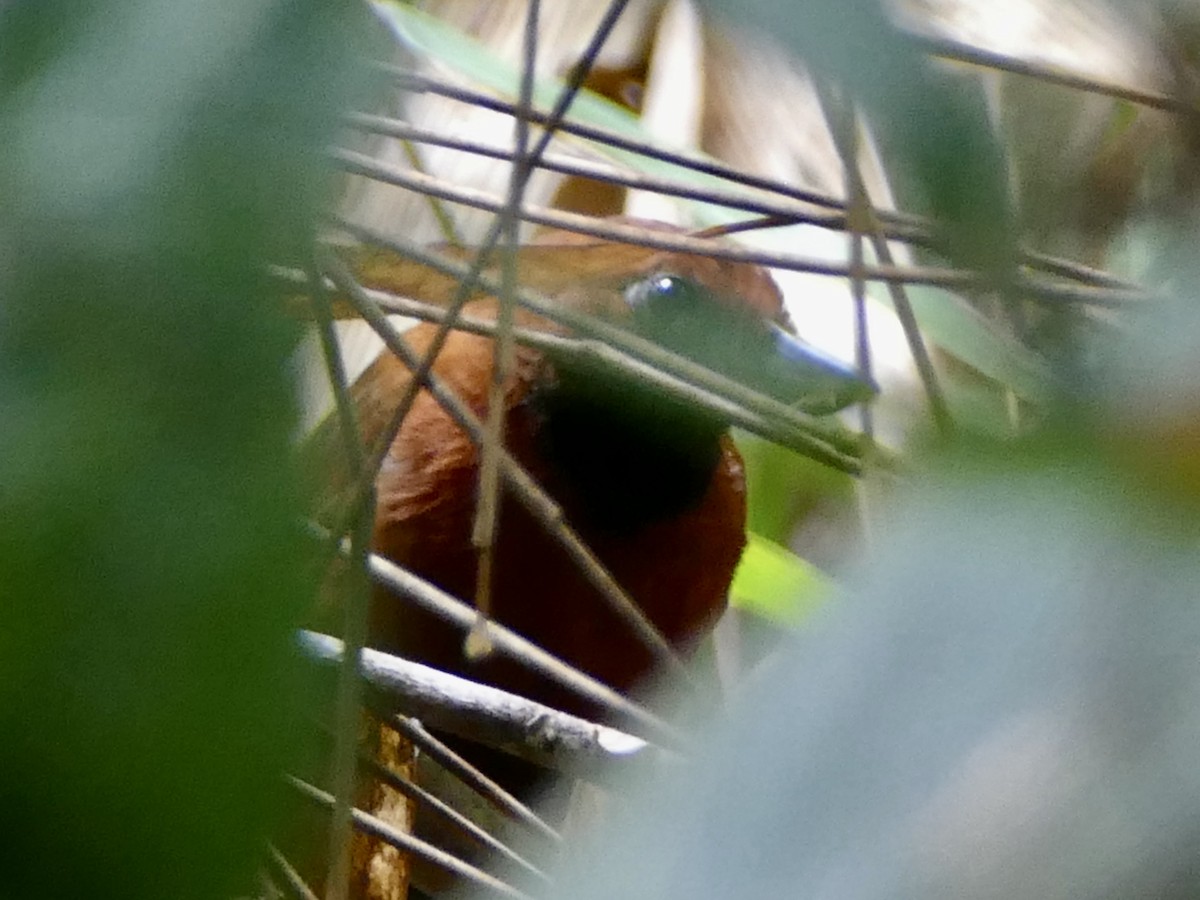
left=731, top=533, right=830, bottom=625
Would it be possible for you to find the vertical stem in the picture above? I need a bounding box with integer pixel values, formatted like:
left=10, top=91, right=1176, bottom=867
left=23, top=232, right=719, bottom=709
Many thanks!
left=468, top=0, right=540, bottom=658
left=310, top=265, right=373, bottom=900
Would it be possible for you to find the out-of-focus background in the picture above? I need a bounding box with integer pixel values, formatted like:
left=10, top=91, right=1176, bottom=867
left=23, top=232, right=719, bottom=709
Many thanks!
left=5, top=1, right=1200, bottom=898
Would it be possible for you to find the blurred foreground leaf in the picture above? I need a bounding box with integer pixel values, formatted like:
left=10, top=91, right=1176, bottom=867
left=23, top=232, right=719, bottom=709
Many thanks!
left=0, top=2, right=363, bottom=897
left=699, top=0, right=1016, bottom=279
left=517, top=266, right=1200, bottom=900
left=544, top=439, right=1200, bottom=900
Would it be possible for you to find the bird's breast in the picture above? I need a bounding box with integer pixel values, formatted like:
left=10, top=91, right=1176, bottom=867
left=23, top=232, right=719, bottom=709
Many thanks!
left=364, top=317, right=747, bottom=714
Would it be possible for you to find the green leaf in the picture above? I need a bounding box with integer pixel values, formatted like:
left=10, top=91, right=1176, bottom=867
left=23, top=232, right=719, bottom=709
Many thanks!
left=374, top=1, right=644, bottom=137
left=900, top=285, right=1051, bottom=404
left=736, top=429, right=854, bottom=544
left=0, top=2, right=365, bottom=897
left=699, top=0, right=1016, bottom=277
left=731, top=533, right=830, bottom=625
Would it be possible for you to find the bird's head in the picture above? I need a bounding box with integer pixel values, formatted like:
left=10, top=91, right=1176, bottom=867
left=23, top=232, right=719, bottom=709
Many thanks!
left=340, top=221, right=875, bottom=532
left=503, top=223, right=876, bottom=530
left=521, top=223, right=876, bottom=420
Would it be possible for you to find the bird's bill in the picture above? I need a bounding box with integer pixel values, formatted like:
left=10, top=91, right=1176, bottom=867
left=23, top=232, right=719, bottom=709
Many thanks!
left=767, top=323, right=878, bottom=415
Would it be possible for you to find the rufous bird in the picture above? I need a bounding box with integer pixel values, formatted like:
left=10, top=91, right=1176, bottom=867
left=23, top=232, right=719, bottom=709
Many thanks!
left=332, top=220, right=873, bottom=720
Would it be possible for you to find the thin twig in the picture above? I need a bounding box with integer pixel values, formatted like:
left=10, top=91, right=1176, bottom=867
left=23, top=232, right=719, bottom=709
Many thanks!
left=358, top=753, right=552, bottom=884
left=470, top=0, right=540, bottom=659
left=300, top=629, right=667, bottom=773
left=305, top=524, right=685, bottom=746
left=267, top=845, right=321, bottom=900
left=309, top=267, right=373, bottom=900
left=287, top=776, right=532, bottom=900
left=398, top=137, right=464, bottom=247
left=372, top=64, right=1151, bottom=295
left=306, top=698, right=552, bottom=880
left=820, top=86, right=876, bottom=442
left=909, top=30, right=1187, bottom=114
left=330, top=151, right=1151, bottom=307
left=378, top=65, right=868, bottom=214
left=344, top=113, right=852, bottom=234
left=865, top=228, right=954, bottom=435
left=818, top=88, right=954, bottom=436
left=389, top=717, right=561, bottom=846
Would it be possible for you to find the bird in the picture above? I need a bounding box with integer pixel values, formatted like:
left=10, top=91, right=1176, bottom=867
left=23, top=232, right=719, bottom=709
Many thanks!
left=329, top=219, right=874, bottom=720
left=304, top=220, right=874, bottom=899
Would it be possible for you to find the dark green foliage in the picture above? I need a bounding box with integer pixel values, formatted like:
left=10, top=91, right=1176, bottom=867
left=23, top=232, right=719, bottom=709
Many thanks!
left=0, top=2, right=368, bottom=896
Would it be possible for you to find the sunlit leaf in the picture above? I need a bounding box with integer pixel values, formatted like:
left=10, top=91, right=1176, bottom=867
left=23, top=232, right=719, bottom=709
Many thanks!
left=731, top=533, right=830, bottom=625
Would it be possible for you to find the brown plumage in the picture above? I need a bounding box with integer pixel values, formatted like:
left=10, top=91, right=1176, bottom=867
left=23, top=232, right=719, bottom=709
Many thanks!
left=307, top=223, right=873, bottom=899
left=332, top=221, right=870, bottom=718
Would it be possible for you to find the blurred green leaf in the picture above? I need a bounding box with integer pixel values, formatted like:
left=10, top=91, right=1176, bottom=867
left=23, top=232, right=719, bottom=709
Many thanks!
left=736, top=430, right=853, bottom=543
left=550, top=436, right=1200, bottom=900
left=698, top=0, right=1016, bottom=278
left=0, top=2, right=366, bottom=897
left=731, top=533, right=830, bottom=625
left=902, top=285, right=1051, bottom=404
left=375, top=1, right=642, bottom=137
left=545, top=282, right=1200, bottom=897
left=370, top=0, right=755, bottom=208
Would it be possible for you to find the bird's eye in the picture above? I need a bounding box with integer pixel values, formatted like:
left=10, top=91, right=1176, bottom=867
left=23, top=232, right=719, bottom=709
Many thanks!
left=622, top=273, right=696, bottom=310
